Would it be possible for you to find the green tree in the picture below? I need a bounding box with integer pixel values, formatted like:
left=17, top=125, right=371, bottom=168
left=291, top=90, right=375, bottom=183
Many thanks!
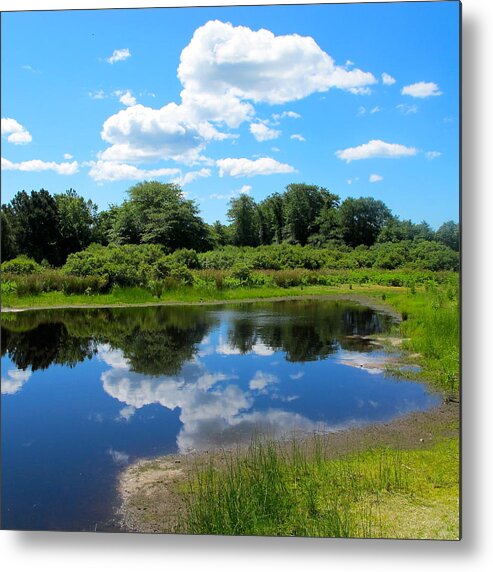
left=283, top=184, right=338, bottom=245
left=55, top=189, right=98, bottom=262
left=4, top=189, right=63, bottom=265
left=336, top=197, right=392, bottom=247
left=1, top=208, right=17, bottom=261
left=227, top=194, right=260, bottom=247
left=109, top=181, right=211, bottom=251
left=209, top=220, right=231, bottom=247
left=377, top=218, right=435, bottom=243
left=436, top=220, right=459, bottom=251
left=258, top=193, right=285, bottom=245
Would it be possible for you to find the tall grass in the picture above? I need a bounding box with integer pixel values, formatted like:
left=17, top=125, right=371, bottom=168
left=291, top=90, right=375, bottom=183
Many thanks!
left=184, top=436, right=409, bottom=538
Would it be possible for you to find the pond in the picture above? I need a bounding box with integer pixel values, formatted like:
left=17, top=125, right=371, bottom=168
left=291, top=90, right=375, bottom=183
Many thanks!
left=1, top=299, right=440, bottom=531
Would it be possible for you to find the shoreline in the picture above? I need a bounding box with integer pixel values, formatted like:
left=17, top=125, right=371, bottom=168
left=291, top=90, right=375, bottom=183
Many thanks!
left=117, top=399, right=459, bottom=534
left=0, top=292, right=403, bottom=321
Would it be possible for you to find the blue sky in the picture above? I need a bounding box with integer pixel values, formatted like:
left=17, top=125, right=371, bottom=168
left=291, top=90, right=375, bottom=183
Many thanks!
left=1, top=1, right=459, bottom=228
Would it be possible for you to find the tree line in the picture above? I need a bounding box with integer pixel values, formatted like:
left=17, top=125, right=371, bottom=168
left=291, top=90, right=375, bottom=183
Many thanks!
left=1, top=181, right=459, bottom=266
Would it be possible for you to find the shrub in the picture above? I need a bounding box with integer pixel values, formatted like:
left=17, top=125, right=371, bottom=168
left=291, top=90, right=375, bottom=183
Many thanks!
left=230, top=262, right=253, bottom=284
left=1, top=255, right=43, bottom=275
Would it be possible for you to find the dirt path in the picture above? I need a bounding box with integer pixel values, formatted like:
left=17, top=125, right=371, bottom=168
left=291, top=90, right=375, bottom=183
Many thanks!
left=117, top=400, right=459, bottom=534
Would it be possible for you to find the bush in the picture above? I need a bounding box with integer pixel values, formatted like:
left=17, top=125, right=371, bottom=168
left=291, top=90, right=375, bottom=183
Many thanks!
left=230, top=262, right=253, bottom=284
left=1, top=255, right=43, bottom=275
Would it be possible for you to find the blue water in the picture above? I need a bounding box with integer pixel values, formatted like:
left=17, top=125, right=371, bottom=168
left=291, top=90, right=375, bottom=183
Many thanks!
left=1, top=301, right=440, bottom=531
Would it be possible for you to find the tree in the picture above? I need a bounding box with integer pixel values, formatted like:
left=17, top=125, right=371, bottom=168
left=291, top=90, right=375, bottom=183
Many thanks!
left=377, top=218, right=435, bottom=243
left=4, top=189, right=62, bottom=264
left=283, top=184, right=338, bottom=245
left=1, top=208, right=17, bottom=261
left=436, top=220, right=459, bottom=251
left=336, top=197, right=392, bottom=247
left=209, top=220, right=231, bottom=247
left=109, top=181, right=211, bottom=251
left=258, top=193, right=285, bottom=245
left=227, top=195, right=260, bottom=247
left=55, top=189, right=98, bottom=262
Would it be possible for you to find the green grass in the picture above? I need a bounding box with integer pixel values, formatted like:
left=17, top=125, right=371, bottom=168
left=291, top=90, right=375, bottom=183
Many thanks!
left=183, top=436, right=459, bottom=539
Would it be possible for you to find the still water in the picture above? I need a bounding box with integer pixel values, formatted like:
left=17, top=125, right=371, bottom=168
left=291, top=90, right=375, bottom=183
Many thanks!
left=1, top=300, right=440, bottom=531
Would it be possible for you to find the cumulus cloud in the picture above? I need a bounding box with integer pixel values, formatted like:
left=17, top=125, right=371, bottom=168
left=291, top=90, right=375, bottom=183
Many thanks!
left=249, top=371, right=279, bottom=391
left=369, top=173, right=383, bottom=183
left=99, top=103, right=229, bottom=165
left=1, top=368, right=32, bottom=395
left=178, top=21, right=376, bottom=116
left=335, top=139, right=418, bottom=162
left=381, top=72, right=396, bottom=85
left=96, top=21, right=376, bottom=170
left=172, top=168, right=211, bottom=186
left=290, top=134, right=305, bottom=142
left=426, top=151, right=442, bottom=160
left=217, top=157, right=296, bottom=177
left=250, top=122, right=281, bottom=142
left=401, top=81, right=442, bottom=98
left=116, top=90, right=137, bottom=106
left=87, top=160, right=180, bottom=182
left=63, top=153, right=73, bottom=160
left=1, top=118, right=32, bottom=144
left=107, top=48, right=131, bottom=64
left=2, top=157, right=79, bottom=175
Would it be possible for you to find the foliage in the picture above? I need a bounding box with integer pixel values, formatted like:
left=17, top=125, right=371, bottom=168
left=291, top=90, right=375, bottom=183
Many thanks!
left=1, top=255, right=43, bottom=275
left=109, top=181, right=212, bottom=251
left=184, top=437, right=458, bottom=538
left=335, top=197, right=392, bottom=247
left=227, top=194, right=261, bottom=247
left=435, top=221, right=459, bottom=251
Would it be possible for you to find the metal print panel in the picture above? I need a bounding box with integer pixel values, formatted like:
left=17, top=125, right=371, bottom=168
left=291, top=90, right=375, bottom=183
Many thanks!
left=1, top=1, right=460, bottom=539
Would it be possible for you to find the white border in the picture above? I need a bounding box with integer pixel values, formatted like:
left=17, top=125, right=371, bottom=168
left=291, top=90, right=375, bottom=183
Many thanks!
left=2, top=1, right=493, bottom=571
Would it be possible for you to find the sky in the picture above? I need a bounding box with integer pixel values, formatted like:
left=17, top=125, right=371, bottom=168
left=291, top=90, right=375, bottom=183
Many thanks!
left=1, top=1, right=460, bottom=228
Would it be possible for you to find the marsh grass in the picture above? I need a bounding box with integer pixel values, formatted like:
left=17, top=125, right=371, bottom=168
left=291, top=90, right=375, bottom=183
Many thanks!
left=184, top=436, right=412, bottom=538
left=183, top=436, right=458, bottom=539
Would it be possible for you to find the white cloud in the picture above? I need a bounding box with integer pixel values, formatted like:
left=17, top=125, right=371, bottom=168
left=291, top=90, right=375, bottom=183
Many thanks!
left=336, top=139, right=418, bottom=162
left=63, top=153, right=73, bottom=160
left=271, top=111, right=301, bottom=123
left=401, top=81, right=442, bottom=98
left=107, top=448, right=130, bottom=465
left=172, top=168, right=211, bottom=186
left=249, top=371, right=279, bottom=391
left=357, top=106, right=366, bottom=116
left=88, top=90, right=106, bottom=100
left=348, top=86, right=372, bottom=95
left=250, top=122, right=281, bottom=142
left=370, top=106, right=380, bottom=114
left=1, top=368, right=31, bottom=395
left=116, top=90, right=137, bottom=106
left=2, top=157, right=78, bottom=175
left=1, top=118, right=32, bottom=144
left=178, top=20, right=376, bottom=125
left=206, top=184, right=251, bottom=201
left=289, top=371, right=305, bottom=380
left=290, top=134, right=306, bottom=142
left=369, top=173, right=383, bottom=183
left=217, top=157, right=296, bottom=178
left=99, top=103, right=229, bottom=165
left=396, top=103, right=418, bottom=115
left=97, top=21, right=376, bottom=169
left=381, top=72, right=396, bottom=85
left=426, top=151, right=442, bottom=160
left=107, top=48, right=131, bottom=64
left=346, top=177, right=359, bottom=185
left=87, top=160, right=181, bottom=182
